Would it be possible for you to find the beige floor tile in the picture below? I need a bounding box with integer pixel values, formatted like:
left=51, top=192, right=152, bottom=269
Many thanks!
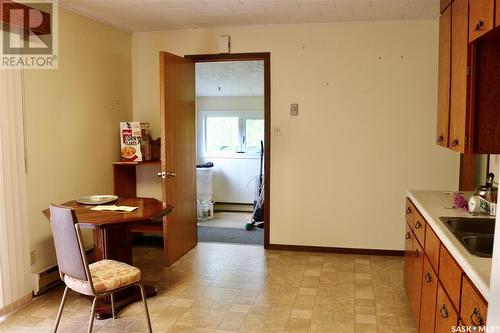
left=0, top=243, right=415, bottom=333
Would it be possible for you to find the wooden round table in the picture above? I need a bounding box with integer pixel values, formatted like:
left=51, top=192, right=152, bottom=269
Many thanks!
left=43, top=197, right=173, bottom=319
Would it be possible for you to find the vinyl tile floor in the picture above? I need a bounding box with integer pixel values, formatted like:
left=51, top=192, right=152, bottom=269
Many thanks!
left=0, top=242, right=416, bottom=333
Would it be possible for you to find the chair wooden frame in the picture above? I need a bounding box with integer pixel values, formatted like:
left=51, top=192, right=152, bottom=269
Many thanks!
left=49, top=204, right=152, bottom=333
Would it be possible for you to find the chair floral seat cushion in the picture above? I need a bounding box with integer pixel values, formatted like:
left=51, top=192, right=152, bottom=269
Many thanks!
left=64, top=260, right=141, bottom=295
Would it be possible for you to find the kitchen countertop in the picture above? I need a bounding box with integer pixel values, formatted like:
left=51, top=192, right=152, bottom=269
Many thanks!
left=406, top=190, right=493, bottom=301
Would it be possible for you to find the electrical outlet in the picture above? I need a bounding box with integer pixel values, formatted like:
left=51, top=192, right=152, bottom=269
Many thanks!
left=290, top=103, right=299, bottom=116
left=30, top=250, right=36, bottom=265
left=272, top=125, right=282, bottom=136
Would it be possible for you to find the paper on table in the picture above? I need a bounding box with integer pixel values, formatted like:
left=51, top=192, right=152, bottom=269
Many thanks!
left=90, top=205, right=138, bottom=212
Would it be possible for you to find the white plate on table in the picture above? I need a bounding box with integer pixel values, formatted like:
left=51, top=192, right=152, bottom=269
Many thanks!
left=77, top=195, right=118, bottom=205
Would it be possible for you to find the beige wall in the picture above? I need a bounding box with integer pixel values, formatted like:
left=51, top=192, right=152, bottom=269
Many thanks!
left=132, top=19, right=460, bottom=250
left=24, top=8, right=132, bottom=273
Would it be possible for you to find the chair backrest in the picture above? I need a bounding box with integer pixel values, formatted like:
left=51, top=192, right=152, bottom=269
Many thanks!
left=49, top=204, right=88, bottom=281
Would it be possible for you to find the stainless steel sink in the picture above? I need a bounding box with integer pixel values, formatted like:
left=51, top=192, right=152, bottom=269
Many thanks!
left=439, top=217, right=495, bottom=257
left=462, top=235, right=494, bottom=258
left=440, top=217, right=495, bottom=234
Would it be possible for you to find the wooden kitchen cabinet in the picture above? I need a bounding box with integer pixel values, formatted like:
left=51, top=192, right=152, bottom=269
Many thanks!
left=412, top=210, right=425, bottom=248
left=419, top=256, right=438, bottom=333
left=448, top=0, right=470, bottom=153
left=410, top=240, right=424, bottom=325
left=469, top=0, right=495, bottom=42
left=497, top=0, right=500, bottom=27
left=438, top=245, right=463, bottom=308
left=436, top=6, right=451, bottom=147
left=425, top=223, right=441, bottom=272
left=461, top=276, right=488, bottom=329
left=404, top=198, right=489, bottom=332
left=404, top=223, right=413, bottom=294
left=435, top=283, right=459, bottom=333
left=405, top=198, right=416, bottom=226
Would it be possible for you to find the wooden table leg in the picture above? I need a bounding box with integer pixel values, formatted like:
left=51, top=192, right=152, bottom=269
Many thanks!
left=92, top=225, right=158, bottom=320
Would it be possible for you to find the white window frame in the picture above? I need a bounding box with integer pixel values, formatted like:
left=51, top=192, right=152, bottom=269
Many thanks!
left=198, top=110, right=264, bottom=159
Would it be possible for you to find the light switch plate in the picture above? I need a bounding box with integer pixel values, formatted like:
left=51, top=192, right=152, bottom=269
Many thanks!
left=290, top=103, right=299, bottom=116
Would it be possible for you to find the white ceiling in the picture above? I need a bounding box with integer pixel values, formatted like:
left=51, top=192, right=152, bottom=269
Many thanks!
left=196, top=61, right=264, bottom=97
left=58, top=0, right=440, bottom=32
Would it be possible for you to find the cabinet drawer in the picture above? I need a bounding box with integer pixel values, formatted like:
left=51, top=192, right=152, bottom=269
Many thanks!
left=419, top=256, right=438, bottom=333
left=461, top=276, right=488, bottom=329
left=425, top=223, right=441, bottom=272
left=412, top=209, right=426, bottom=247
left=438, top=245, right=463, bottom=308
left=469, top=0, right=495, bottom=42
left=404, top=223, right=414, bottom=295
left=435, top=282, right=459, bottom=333
left=405, top=198, right=416, bottom=226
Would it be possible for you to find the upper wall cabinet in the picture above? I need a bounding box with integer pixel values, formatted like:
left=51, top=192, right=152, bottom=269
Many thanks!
left=436, top=7, right=451, bottom=148
left=469, top=0, right=495, bottom=42
left=437, top=0, right=500, bottom=154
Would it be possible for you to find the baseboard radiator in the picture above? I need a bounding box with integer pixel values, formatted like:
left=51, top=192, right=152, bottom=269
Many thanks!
left=32, top=249, right=95, bottom=296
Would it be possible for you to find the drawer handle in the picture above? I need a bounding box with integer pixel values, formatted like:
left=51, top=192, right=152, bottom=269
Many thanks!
left=424, top=272, right=432, bottom=283
left=440, top=305, right=449, bottom=318
left=451, top=139, right=459, bottom=147
left=413, top=249, right=420, bottom=257
left=406, top=207, right=411, bottom=214
left=405, top=232, right=411, bottom=240
left=470, top=308, right=485, bottom=326
left=415, top=221, right=422, bottom=229
left=475, top=20, right=485, bottom=31
left=437, top=135, right=444, bottom=143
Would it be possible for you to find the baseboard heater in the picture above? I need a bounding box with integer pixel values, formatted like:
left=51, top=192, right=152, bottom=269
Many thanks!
left=32, top=249, right=94, bottom=296
left=214, top=202, right=253, bottom=212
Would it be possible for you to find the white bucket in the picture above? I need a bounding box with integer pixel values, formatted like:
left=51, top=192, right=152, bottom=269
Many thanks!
left=197, top=168, right=213, bottom=198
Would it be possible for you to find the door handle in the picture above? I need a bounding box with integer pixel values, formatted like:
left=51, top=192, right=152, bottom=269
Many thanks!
left=157, top=171, right=166, bottom=178
left=166, top=172, right=177, bottom=178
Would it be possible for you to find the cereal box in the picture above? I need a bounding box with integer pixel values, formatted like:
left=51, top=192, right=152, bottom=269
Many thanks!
left=120, top=122, right=143, bottom=161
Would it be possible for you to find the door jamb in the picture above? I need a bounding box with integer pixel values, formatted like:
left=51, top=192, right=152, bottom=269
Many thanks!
left=185, top=52, right=271, bottom=248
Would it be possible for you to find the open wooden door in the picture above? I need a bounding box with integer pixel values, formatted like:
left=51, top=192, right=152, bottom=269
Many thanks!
left=159, top=51, right=197, bottom=265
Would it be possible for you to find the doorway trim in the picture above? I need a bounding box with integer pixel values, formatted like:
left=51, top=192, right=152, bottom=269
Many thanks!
left=185, top=52, right=271, bottom=248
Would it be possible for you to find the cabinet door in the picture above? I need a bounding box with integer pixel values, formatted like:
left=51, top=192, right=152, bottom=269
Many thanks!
left=439, top=245, right=463, bottom=308
left=440, top=0, right=453, bottom=13
left=469, top=0, right=495, bottom=42
left=419, top=256, right=438, bottom=333
left=410, top=239, right=424, bottom=326
left=435, top=283, right=459, bottom=333
left=425, top=223, right=441, bottom=272
left=461, top=276, right=488, bottom=329
left=404, top=223, right=414, bottom=296
left=437, top=6, right=452, bottom=147
left=449, top=0, right=469, bottom=153
left=497, top=0, right=500, bottom=27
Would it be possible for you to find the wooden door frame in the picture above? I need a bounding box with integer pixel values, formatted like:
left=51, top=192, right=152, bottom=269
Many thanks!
left=185, top=52, right=271, bottom=248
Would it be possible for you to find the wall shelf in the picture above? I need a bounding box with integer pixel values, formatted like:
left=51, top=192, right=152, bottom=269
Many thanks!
left=112, top=160, right=163, bottom=234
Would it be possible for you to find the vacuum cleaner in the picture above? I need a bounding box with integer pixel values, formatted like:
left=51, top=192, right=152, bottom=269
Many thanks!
left=246, top=141, right=264, bottom=230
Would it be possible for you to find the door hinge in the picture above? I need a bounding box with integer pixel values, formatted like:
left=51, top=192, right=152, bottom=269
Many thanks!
left=465, top=136, right=468, bottom=145
left=466, top=66, right=471, bottom=76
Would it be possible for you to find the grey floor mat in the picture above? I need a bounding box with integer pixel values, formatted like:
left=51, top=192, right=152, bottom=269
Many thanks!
left=198, top=226, right=263, bottom=245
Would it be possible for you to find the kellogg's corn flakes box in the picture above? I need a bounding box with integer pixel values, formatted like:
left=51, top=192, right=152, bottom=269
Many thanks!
left=120, top=122, right=142, bottom=161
